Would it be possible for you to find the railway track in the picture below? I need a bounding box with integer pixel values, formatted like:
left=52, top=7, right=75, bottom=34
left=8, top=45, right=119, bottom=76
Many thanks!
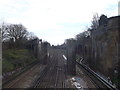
left=33, top=49, right=67, bottom=89
left=33, top=51, right=58, bottom=88
left=3, top=62, right=42, bottom=88
left=33, top=66, right=49, bottom=89
left=76, top=61, right=117, bottom=90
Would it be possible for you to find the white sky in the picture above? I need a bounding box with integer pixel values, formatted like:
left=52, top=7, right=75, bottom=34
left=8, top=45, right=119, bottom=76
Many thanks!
left=0, top=0, right=119, bottom=45
left=118, top=1, right=120, bottom=15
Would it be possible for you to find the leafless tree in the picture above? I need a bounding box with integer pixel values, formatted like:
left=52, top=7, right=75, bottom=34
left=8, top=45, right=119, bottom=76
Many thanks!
left=91, top=13, right=99, bottom=30
left=27, top=32, right=38, bottom=40
left=99, top=14, right=108, bottom=26
left=0, top=23, right=29, bottom=48
left=75, top=32, right=86, bottom=41
left=0, top=22, right=8, bottom=41
left=6, top=24, right=28, bottom=42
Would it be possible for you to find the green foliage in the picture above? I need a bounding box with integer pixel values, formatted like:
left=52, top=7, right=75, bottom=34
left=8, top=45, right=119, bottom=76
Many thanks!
left=2, top=49, right=37, bottom=73
left=2, top=60, right=14, bottom=72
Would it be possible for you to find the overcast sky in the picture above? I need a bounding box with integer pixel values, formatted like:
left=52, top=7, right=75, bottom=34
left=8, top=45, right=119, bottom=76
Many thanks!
left=0, top=0, right=119, bottom=45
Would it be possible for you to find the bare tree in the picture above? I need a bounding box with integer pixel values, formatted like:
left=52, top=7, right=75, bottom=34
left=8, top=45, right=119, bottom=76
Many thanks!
left=75, top=32, right=86, bottom=41
left=0, top=23, right=29, bottom=48
left=99, top=14, right=108, bottom=26
left=91, top=13, right=99, bottom=30
left=6, top=24, right=28, bottom=42
left=0, top=22, right=8, bottom=41
left=27, top=32, right=38, bottom=40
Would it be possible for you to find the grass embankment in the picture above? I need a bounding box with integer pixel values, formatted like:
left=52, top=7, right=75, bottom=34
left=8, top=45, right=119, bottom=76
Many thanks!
left=2, top=49, right=37, bottom=74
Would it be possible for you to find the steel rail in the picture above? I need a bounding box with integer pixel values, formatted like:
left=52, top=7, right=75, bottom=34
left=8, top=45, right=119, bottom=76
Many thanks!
left=76, top=61, right=117, bottom=90
left=3, top=62, right=40, bottom=88
left=33, top=66, right=49, bottom=89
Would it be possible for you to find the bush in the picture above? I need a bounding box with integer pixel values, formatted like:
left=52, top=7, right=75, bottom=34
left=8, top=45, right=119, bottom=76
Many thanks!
left=2, top=49, right=37, bottom=73
left=2, top=60, right=14, bottom=72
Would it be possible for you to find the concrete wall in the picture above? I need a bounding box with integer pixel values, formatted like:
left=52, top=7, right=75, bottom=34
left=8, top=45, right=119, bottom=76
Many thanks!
left=26, top=39, right=48, bottom=65
left=41, top=42, right=48, bottom=65
left=77, top=16, right=120, bottom=79
left=66, top=39, right=76, bottom=76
